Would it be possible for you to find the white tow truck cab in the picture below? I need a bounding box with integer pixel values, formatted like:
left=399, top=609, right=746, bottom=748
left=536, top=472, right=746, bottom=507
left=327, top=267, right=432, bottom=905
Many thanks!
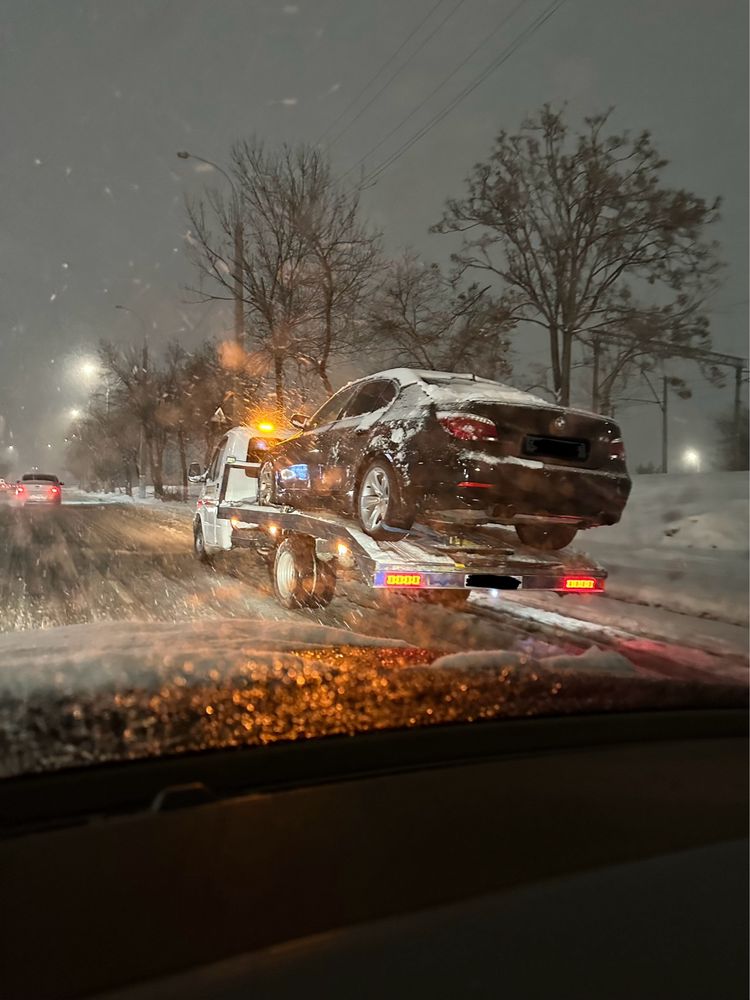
left=190, top=425, right=608, bottom=612
left=190, top=423, right=285, bottom=557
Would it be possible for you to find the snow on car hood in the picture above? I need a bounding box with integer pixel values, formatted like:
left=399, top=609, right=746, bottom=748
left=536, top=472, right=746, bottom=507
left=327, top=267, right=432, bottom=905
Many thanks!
left=0, top=619, right=745, bottom=779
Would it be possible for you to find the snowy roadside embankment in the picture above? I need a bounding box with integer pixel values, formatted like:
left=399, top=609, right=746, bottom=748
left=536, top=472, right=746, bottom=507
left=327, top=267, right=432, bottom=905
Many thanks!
left=64, top=487, right=197, bottom=519
left=581, top=472, right=748, bottom=625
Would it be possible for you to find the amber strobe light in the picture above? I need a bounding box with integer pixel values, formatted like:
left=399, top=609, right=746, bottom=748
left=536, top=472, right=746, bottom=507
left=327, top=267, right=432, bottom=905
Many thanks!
left=385, top=573, right=423, bottom=587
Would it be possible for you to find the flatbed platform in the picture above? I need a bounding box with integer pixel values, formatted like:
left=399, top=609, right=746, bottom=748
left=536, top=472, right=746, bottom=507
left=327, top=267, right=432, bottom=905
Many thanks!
left=217, top=462, right=606, bottom=603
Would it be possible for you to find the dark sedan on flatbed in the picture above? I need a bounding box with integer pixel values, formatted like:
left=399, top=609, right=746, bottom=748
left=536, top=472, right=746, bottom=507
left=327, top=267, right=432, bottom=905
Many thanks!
left=258, top=369, right=631, bottom=549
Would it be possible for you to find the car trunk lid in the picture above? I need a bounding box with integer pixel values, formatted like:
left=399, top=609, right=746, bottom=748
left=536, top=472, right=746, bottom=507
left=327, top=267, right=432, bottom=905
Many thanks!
left=440, top=401, right=623, bottom=471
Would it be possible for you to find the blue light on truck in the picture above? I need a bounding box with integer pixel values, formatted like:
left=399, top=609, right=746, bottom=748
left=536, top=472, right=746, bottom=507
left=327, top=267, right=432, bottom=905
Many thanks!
left=279, top=464, right=310, bottom=482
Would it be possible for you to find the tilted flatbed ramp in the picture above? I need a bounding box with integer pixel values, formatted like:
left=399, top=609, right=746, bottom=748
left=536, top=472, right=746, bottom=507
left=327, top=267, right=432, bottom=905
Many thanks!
left=216, top=462, right=606, bottom=603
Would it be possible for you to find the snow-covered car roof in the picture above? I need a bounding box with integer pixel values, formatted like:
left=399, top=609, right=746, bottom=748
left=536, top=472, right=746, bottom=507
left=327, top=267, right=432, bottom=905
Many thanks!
left=354, top=368, right=555, bottom=409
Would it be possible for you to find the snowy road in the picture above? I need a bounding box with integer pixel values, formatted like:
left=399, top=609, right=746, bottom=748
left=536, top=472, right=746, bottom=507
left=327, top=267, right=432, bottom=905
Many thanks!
left=0, top=495, right=746, bottom=680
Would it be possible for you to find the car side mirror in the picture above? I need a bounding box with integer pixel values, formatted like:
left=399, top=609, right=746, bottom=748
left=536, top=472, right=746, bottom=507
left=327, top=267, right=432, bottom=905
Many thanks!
left=188, top=462, right=205, bottom=483
left=290, top=413, right=308, bottom=430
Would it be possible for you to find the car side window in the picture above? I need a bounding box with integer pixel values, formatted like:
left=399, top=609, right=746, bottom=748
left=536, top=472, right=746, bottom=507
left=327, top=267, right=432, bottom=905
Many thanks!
left=307, top=385, right=357, bottom=429
left=342, top=380, right=396, bottom=418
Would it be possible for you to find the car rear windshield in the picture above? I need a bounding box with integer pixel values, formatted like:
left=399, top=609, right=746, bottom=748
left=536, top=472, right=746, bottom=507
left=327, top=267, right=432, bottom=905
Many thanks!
left=21, top=474, right=58, bottom=483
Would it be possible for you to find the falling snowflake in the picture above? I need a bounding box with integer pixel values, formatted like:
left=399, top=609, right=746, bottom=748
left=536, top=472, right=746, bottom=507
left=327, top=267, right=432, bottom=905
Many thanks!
left=34, top=158, right=42, bottom=166
left=65, top=166, right=72, bottom=176
left=280, top=97, right=298, bottom=106
left=50, top=293, right=57, bottom=302
left=61, top=262, right=69, bottom=269
left=283, top=4, right=299, bottom=12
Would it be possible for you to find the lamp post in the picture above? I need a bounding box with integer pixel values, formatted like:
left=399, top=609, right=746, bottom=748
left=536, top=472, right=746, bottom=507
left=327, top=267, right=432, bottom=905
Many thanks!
left=177, top=150, right=246, bottom=425
left=176, top=150, right=245, bottom=349
left=116, top=305, right=149, bottom=498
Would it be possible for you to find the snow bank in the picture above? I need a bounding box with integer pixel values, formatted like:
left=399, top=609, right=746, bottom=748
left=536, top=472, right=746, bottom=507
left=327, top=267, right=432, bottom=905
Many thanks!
left=582, top=472, right=748, bottom=624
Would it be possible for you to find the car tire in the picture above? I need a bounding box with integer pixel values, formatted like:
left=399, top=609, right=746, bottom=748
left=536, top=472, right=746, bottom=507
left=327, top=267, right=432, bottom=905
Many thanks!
left=356, top=459, right=415, bottom=541
left=272, top=536, right=337, bottom=610
left=515, top=523, right=578, bottom=551
left=193, top=521, right=213, bottom=564
left=258, top=462, right=276, bottom=506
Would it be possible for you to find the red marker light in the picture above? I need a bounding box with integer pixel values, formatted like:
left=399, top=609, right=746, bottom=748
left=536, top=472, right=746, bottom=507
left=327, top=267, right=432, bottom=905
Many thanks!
left=457, top=481, right=492, bottom=488
left=562, top=576, right=603, bottom=592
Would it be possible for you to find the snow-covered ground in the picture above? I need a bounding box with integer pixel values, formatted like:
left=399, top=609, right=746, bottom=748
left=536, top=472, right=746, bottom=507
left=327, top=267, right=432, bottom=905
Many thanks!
left=579, top=471, right=748, bottom=624
left=478, top=471, right=748, bottom=667
left=63, top=473, right=748, bottom=667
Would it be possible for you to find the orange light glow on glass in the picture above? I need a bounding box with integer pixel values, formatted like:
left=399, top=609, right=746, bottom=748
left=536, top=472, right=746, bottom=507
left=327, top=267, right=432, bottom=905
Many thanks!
left=257, top=421, right=275, bottom=433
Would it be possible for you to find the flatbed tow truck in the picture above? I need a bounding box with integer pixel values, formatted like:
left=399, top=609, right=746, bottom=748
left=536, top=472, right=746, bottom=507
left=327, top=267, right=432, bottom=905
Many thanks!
left=192, top=426, right=607, bottom=611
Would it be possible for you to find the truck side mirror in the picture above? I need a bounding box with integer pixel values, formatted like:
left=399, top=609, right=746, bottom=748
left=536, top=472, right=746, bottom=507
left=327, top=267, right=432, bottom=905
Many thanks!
left=290, top=413, right=308, bottom=430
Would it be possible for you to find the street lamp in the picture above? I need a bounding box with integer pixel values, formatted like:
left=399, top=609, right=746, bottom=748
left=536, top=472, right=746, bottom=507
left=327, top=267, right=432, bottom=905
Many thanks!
left=176, top=150, right=245, bottom=350
left=69, top=408, right=82, bottom=420
left=79, top=359, right=99, bottom=382
left=116, top=305, right=149, bottom=498
left=683, top=448, right=702, bottom=472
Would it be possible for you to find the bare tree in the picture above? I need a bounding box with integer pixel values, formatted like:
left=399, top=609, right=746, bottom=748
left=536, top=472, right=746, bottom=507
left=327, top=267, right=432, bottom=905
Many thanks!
left=369, top=251, right=512, bottom=377
left=434, top=106, right=723, bottom=406
left=185, top=140, right=380, bottom=409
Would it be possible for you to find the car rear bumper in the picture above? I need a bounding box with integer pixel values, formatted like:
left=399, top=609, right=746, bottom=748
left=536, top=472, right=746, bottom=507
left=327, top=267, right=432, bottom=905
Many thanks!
left=419, top=458, right=631, bottom=527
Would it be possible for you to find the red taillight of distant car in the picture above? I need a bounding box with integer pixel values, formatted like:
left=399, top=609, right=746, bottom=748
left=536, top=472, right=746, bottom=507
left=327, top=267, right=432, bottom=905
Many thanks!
left=437, top=412, right=498, bottom=441
left=48, top=486, right=60, bottom=498
left=15, top=485, right=25, bottom=496
left=610, top=439, right=626, bottom=459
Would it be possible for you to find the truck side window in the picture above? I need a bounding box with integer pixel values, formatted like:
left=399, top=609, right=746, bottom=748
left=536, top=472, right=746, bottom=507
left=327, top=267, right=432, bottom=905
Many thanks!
left=207, top=436, right=228, bottom=482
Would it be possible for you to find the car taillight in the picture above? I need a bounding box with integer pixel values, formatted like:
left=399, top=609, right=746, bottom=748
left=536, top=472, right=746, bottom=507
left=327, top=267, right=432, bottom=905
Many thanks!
left=610, top=439, right=625, bottom=460
left=48, top=486, right=60, bottom=496
left=15, top=485, right=25, bottom=495
left=438, top=412, right=497, bottom=441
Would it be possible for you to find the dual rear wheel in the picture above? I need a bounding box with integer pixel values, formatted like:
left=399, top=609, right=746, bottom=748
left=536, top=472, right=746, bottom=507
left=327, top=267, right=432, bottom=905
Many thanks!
left=272, top=536, right=336, bottom=610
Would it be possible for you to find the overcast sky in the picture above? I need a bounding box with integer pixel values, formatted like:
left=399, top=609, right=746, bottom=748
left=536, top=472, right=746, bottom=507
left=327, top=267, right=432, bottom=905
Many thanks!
left=0, top=0, right=747, bottom=471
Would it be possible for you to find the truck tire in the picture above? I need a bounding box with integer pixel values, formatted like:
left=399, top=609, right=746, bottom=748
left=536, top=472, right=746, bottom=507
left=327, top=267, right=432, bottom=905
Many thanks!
left=515, top=523, right=578, bottom=551
left=272, top=536, right=336, bottom=610
left=193, top=521, right=213, bottom=564
left=355, top=459, right=415, bottom=541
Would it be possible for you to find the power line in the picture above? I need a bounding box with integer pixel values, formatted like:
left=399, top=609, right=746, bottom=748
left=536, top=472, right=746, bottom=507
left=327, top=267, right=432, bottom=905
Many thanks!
left=326, top=0, right=470, bottom=149
left=362, top=0, right=566, bottom=186
left=343, top=0, right=530, bottom=180
left=315, top=0, right=447, bottom=146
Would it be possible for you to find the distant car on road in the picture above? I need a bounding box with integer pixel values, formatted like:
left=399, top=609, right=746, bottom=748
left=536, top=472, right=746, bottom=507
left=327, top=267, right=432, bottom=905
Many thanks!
left=14, top=473, right=63, bottom=506
left=258, top=368, right=631, bottom=549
